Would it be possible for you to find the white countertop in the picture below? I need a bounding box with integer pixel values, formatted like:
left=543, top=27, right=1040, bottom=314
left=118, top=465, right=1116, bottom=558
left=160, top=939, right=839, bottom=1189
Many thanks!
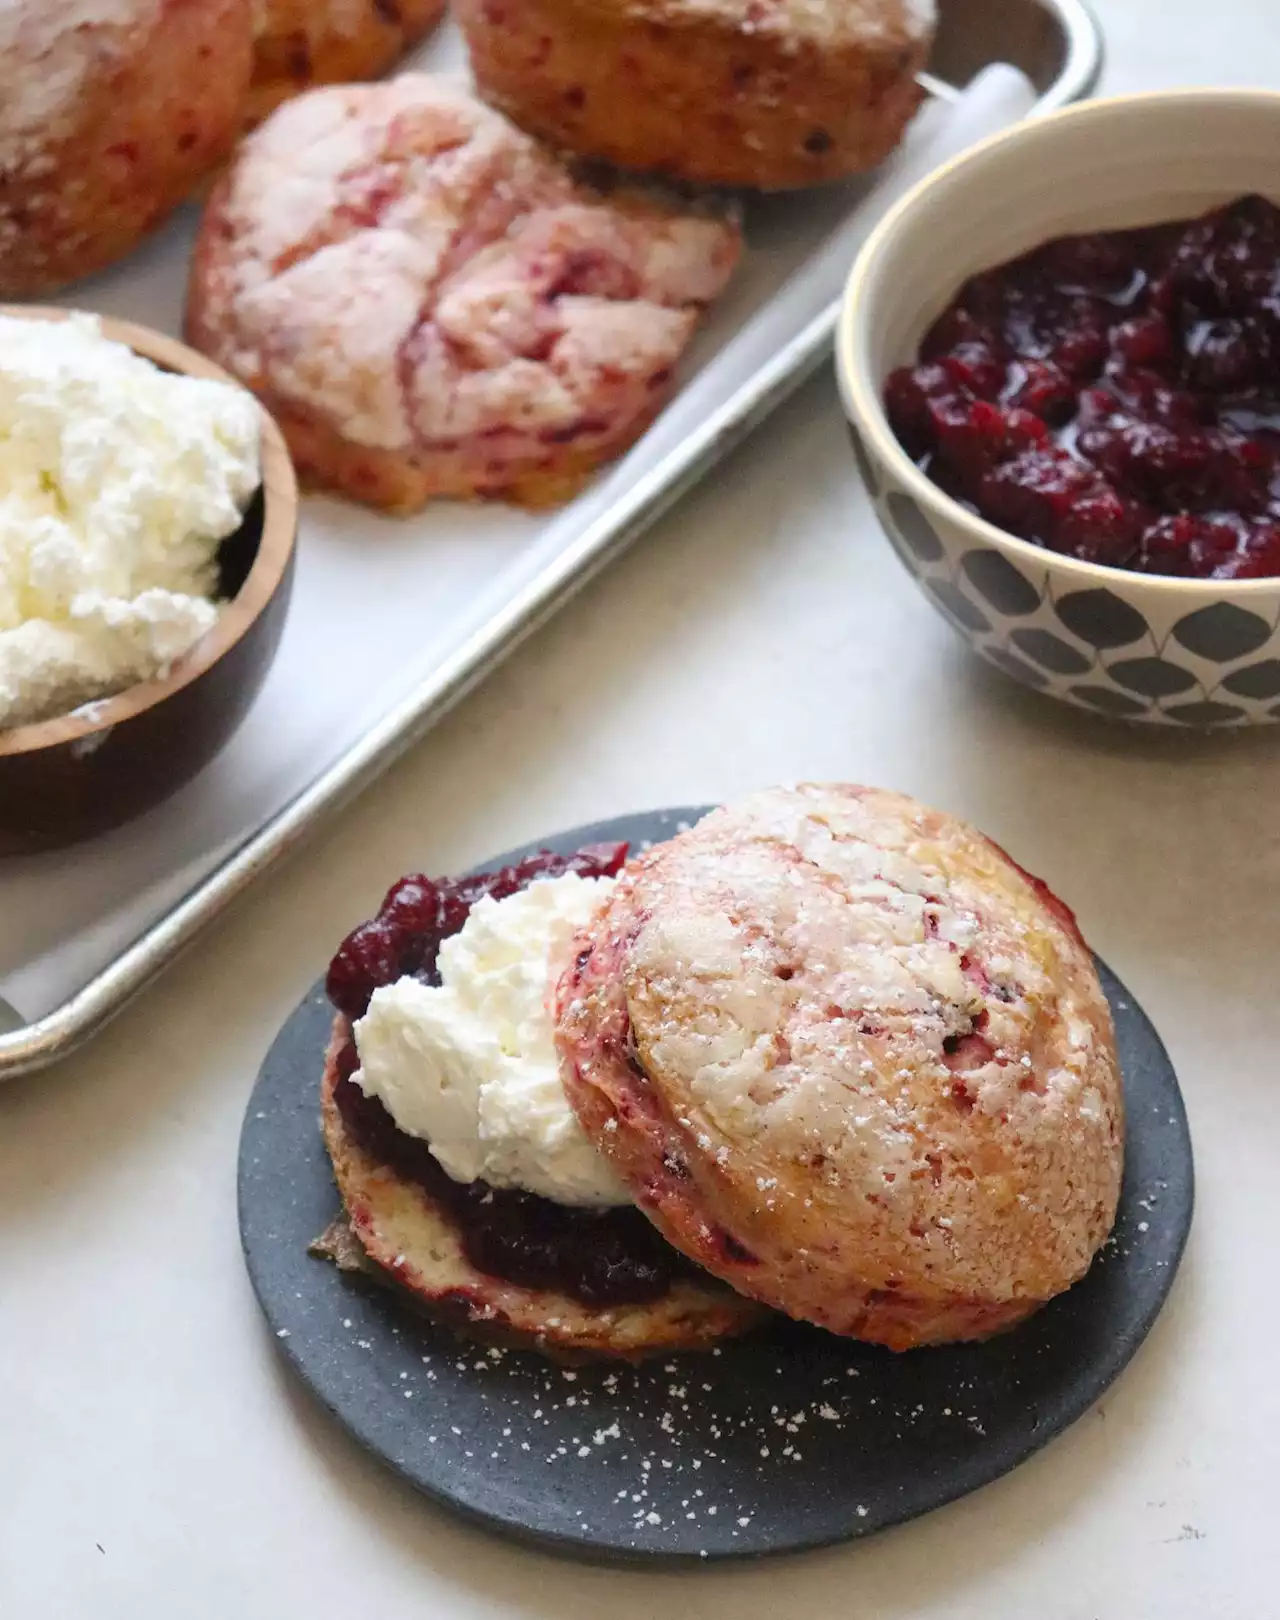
left=3, top=4, right=1279, bottom=1615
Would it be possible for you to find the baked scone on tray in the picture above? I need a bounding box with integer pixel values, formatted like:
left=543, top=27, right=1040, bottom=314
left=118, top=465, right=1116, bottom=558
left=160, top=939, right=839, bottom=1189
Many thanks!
left=557, top=785, right=1125, bottom=1351
left=455, top=0, right=935, bottom=190
left=0, top=0, right=254, bottom=297
left=315, top=843, right=767, bottom=1359
left=185, top=74, right=742, bottom=512
left=245, top=0, right=446, bottom=129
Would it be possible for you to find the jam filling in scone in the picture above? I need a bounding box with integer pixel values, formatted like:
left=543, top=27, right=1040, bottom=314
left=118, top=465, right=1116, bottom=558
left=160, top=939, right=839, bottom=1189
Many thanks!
left=556, top=785, right=1125, bottom=1352
left=318, top=843, right=765, bottom=1355
left=327, top=1028, right=700, bottom=1309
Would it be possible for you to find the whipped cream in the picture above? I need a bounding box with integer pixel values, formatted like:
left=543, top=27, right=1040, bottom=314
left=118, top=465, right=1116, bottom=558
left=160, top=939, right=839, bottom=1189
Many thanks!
left=353, top=872, right=630, bottom=1208
left=0, top=312, right=261, bottom=728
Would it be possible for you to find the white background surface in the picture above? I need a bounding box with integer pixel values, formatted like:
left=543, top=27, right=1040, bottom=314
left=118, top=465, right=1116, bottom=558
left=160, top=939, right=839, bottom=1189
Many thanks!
left=3, top=3, right=1279, bottom=1616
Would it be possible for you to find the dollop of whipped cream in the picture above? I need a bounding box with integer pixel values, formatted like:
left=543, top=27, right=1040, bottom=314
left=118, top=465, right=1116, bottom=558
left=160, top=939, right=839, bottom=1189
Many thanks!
left=0, top=312, right=261, bottom=728
left=353, top=872, right=630, bottom=1208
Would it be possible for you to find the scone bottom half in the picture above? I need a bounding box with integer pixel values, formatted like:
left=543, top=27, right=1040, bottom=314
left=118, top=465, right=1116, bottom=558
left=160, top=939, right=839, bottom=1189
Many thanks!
left=315, top=842, right=767, bottom=1360
left=555, top=785, right=1125, bottom=1352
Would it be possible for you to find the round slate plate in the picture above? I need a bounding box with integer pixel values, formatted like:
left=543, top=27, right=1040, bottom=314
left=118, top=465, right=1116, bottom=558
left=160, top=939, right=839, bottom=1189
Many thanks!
left=239, top=807, right=1194, bottom=1566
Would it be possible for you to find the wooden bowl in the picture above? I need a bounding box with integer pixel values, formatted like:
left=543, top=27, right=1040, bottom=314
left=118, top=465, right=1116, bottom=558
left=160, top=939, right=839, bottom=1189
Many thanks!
left=0, top=309, right=298, bottom=854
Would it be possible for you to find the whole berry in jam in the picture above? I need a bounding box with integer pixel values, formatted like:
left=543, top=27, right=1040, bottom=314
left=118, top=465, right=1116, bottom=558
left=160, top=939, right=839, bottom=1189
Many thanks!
left=941, top=342, right=1005, bottom=401
left=1113, top=314, right=1174, bottom=370
left=325, top=921, right=402, bottom=1019
left=324, top=841, right=630, bottom=1017
left=378, top=874, right=439, bottom=938
left=1006, top=359, right=1076, bottom=425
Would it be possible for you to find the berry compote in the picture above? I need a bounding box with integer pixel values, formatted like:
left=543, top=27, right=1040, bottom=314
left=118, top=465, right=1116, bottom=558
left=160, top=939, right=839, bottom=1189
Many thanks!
left=884, top=194, right=1280, bottom=579
left=325, top=842, right=699, bottom=1308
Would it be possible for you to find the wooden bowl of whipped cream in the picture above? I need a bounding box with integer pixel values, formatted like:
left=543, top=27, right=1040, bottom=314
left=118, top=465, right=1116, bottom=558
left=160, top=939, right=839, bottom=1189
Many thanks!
left=0, top=308, right=298, bottom=853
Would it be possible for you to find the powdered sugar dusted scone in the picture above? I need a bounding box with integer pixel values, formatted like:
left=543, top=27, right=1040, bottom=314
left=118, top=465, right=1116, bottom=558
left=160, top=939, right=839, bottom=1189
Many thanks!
left=456, top=0, right=934, bottom=191
left=0, top=0, right=254, bottom=297
left=185, top=75, right=741, bottom=510
left=557, top=785, right=1124, bottom=1351
left=245, top=0, right=446, bottom=129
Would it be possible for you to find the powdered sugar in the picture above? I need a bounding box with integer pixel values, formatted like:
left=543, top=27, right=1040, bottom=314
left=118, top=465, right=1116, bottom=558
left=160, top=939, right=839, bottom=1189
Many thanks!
left=663, top=0, right=935, bottom=46
left=311, top=1307, right=1030, bottom=1555
left=901, top=0, right=937, bottom=36
left=262, top=1120, right=1177, bottom=1558
left=559, top=785, right=1124, bottom=1346
left=0, top=2, right=158, bottom=175
left=190, top=75, right=740, bottom=490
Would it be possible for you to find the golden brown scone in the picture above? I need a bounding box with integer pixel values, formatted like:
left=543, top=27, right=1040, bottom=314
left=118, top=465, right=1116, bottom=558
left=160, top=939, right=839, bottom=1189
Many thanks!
left=186, top=75, right=740, bottom=512
left=557, top=785, right=1125, bottom=1351
left=244, top=0, right=446, bottom=129
left=0, top=1, right=254, bottom=298
left=319, top=1017, right=766, bottom=1358
left=456, top=0, right=934, bottom=191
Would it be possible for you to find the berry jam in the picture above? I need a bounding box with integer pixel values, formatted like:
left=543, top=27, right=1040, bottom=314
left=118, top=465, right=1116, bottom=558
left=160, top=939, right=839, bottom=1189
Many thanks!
left=884, top=194, right=1280, bottom=579
left=326, top=842, right=699, bottom=1308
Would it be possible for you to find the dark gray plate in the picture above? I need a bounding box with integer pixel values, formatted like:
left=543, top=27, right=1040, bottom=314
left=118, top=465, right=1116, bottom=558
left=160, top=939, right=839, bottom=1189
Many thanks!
left=238, top=807, right=1193, bottom=1566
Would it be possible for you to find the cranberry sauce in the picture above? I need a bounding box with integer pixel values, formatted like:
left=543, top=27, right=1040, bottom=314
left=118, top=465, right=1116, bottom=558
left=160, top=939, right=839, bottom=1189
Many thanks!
left=325, top=842, right=698, bottom=1308
left=884, top=194, right=1280, bottom=579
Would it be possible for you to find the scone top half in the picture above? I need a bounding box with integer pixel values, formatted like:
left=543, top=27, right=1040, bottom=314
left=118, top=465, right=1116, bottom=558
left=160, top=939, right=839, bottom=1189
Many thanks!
left=556, top=785, right=1124, bottom=1351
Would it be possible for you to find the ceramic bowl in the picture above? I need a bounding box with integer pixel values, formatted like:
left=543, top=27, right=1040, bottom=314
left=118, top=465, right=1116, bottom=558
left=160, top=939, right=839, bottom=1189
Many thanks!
left=0, top=309, right=298, bottom=853
left=837, top=90, right=1280, bottom=728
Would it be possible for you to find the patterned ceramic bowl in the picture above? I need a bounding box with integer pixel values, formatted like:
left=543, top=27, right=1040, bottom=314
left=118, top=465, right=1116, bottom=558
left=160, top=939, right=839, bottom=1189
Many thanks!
left=837, top=90, right=1280, bottom=728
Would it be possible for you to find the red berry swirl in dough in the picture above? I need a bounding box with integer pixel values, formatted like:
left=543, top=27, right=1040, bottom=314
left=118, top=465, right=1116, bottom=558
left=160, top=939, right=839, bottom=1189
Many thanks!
left=186, top=74, right=741, bottom=510
left=556, top=784, right=1124, bottom=1350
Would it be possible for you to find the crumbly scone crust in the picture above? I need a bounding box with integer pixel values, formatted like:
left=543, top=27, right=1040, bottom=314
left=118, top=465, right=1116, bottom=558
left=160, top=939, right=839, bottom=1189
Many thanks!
left=557, top=784, right=1125, bottom=1350
left=456, top=0, right=933, bottom=190
left=0, top=0, right=253, bottom=297
left=244, top=0, right=446, bottom=130
left=319, top=1017, right=766, bottom=1357
left=186, top=75, right=741, bottom=511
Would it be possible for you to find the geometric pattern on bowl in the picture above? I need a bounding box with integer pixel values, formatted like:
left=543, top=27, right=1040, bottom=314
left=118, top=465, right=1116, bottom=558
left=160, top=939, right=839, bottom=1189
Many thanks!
left=871, top=480, right=1280, bottom=729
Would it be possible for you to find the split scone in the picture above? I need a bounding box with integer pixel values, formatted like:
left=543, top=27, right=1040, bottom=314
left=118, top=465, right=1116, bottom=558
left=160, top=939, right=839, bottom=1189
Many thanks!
left=556, top=785, right=1125, bottom=1351
left=317, top=844, right=766, bottom=1358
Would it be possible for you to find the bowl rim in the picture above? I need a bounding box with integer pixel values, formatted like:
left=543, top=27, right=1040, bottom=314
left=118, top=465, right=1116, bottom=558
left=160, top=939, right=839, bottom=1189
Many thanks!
left=0, top=306, right=298, bottom=759
left=836, top=85, right=1280, bottom=601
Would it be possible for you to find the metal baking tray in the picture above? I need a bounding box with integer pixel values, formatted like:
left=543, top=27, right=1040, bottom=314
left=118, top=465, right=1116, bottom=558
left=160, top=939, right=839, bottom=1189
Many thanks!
left=0, top=0, right=1102, bottom=1079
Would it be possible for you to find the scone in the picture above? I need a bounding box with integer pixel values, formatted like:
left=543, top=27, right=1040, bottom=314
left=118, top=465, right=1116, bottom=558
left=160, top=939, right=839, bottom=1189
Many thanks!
left=316, top=845, right=766, bottom=1358
left=456, top=0, right=934, bottom=190
left=0, top=0, right=254, bottom=297
left=185, top=75, right=741, bottom=511
left=557, top=785, right=1125, bottom=1351
left=244, top=0, right=446, bottom=129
